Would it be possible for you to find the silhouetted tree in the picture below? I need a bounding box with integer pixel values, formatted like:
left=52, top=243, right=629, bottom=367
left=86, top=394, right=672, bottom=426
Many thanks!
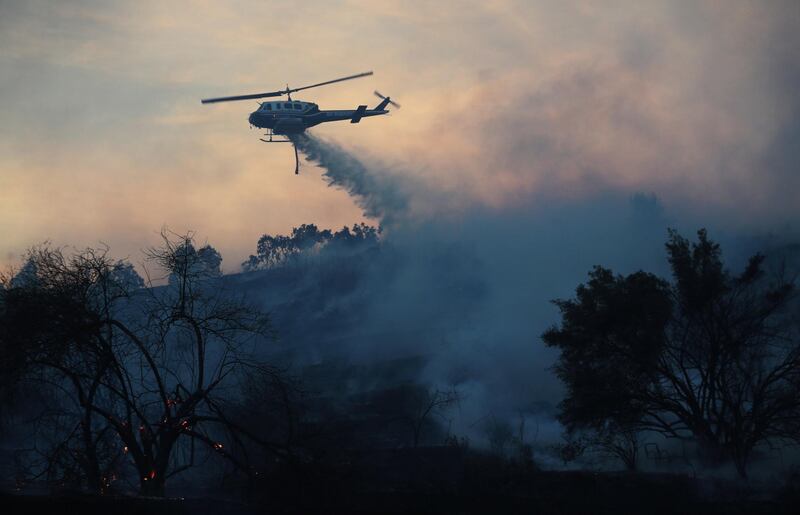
left=543, top=229, right=799, bottom=477
left=484, top=417, right=515, bottom=457
left=543, top=265, right=669, bottom=471
left=291, top=223, right=333, bottom=252
left=0, top=245, right=146, bottom=492
left=329, top=223, right=379, bottom=248
left=166, top=238, right=222, bottom=288
left=0, top=232, right=277, bottom=495
left=408, top=387, right=459, bottom=448
left=593, top=424, right=641, bottom=471
left=242, top=223, right=379, bottom=271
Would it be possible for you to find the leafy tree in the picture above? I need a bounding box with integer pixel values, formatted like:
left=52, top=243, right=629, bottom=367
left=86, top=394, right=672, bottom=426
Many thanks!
left=330, top=223, right=379, bottom=248
left=543, top=229, right=799, bottom=477
left=291, top=223, right=333, bottom=252
left=543, top=266, right=670, bottom=471
left=8, top=258, right=40, bottom=288
left=165, top=236, right=222, bottom=288
left=242, top=223, right=379, bottom=271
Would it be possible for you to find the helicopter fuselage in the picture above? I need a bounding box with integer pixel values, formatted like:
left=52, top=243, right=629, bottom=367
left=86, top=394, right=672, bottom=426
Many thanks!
left=248, top=100, right=388, bottom=134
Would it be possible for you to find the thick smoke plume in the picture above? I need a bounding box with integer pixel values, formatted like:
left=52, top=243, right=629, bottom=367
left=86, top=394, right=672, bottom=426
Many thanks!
left=261, top=132, right=795, bottom=461
left=292, top=134, right=415, bottom=228
left=279, top=2, right=800, bottom=457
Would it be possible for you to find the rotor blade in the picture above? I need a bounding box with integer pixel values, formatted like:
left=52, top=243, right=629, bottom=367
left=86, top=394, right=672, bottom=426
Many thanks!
left=203, top=71, right=373, bottom=104
left=289, top=71, right=373, bottom=94
left=374, top=90, right=401, bottom=108
left=201, top=91, right=284, bottom=104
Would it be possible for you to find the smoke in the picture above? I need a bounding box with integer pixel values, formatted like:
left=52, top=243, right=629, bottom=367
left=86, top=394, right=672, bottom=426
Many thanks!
left=270, top=1, right=800, bottom=459
left=292, top=134, right=424, bottom=229
left=265, top=112, right=800, bottom=462
left=246, top=134, right=742, bottom=453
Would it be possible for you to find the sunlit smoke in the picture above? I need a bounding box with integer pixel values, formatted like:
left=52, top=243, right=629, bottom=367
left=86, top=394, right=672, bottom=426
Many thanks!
left=292, top=134, right=416, bottom=228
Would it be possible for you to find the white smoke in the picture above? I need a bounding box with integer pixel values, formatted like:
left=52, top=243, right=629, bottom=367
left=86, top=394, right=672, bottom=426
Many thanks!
left=292, top=134, right=415, bottom=228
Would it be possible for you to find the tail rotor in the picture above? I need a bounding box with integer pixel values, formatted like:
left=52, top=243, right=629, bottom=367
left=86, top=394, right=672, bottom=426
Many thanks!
left=374, top=90, right=401, bottom=110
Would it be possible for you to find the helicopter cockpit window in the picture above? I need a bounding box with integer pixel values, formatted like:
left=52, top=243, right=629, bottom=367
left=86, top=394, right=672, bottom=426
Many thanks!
left=264, top=103, right=272, bottom=111
left=293, top=104, right=302, bottom=110
left=284, top=103, right=292, bottom=109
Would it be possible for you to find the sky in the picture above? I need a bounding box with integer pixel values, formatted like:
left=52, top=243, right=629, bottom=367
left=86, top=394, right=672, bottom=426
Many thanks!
left=1, top=0, right=799, bottom=273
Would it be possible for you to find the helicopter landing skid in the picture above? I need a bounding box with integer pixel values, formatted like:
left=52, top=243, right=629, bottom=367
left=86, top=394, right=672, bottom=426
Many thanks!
left=260, top=131, right=300, bottom=174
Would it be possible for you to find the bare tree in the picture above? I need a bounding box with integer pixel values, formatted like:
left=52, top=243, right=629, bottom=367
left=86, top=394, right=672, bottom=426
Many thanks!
left=1, top=231, right=279, bottom=496
left=593, top=424, right=640, bottom=471
left=408, top=387, right=459, bottom=448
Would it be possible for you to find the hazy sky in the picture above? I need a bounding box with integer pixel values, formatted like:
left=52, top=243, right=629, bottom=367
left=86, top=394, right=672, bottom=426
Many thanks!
left=1, top=0, right=798, bottom=272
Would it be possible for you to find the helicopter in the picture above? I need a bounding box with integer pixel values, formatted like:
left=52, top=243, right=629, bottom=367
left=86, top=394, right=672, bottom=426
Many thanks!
left=201, top=71, right=399, bottom=174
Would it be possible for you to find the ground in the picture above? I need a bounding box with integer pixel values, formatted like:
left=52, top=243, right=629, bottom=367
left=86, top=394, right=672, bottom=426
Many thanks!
left=3, top=469, right=798, bottom=514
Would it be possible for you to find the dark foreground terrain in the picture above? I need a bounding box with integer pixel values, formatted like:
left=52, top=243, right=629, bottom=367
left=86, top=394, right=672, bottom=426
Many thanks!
left=3, top=468, right=799, bottom=515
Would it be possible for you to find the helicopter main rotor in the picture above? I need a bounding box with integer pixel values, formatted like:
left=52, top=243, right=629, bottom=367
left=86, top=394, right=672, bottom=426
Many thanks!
left=201, top=71, right=373, bottom=104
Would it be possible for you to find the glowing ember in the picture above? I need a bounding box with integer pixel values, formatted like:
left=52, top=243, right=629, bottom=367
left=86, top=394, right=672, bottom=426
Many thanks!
left=123, top=446, right=128, bottom=454
left=213, top=442, right=224, bottom=451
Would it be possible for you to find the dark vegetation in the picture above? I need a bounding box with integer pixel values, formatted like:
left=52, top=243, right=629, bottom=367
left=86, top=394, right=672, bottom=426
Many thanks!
left=1, top=225, right=799, bottom=513
left=0, top=231, right=282, bottom=497
left=544, top=229, right=800, bottom=478
left=242, top=222, right=378, bottom=271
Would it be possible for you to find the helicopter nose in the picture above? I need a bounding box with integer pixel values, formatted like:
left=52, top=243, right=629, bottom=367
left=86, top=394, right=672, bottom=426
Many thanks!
left=248, top=113, right=256, bottom=125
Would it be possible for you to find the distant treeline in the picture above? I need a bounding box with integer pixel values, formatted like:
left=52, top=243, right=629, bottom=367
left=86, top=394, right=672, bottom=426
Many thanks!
left=242, top=223, right=379, bottom=271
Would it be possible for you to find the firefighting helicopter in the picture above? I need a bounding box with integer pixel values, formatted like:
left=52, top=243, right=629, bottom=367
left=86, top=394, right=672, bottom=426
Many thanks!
left=201, top=71, right=399, bottom=174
